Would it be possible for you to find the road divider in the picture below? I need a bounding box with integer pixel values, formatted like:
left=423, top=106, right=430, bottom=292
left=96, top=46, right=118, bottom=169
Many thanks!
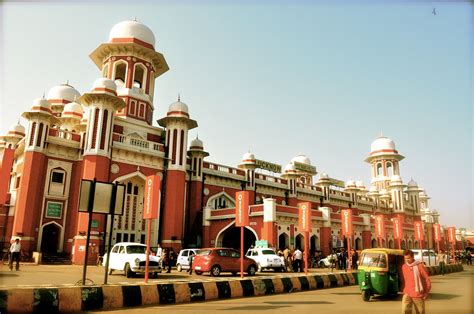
left=0, top=264, right=463, bottom=313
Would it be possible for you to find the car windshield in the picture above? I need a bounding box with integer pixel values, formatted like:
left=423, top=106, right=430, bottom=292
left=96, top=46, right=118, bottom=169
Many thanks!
left=360, top=253, right=387, bottom=268
left=196, top=249, right=212, bottom=256
left=262, top=250, right=276, bottom=255
left=126, top=245, right=146, bottom=254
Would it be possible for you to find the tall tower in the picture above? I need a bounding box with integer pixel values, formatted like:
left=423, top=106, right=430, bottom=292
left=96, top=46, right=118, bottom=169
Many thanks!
left=157, top=99, right=197, bottom=251
left=238, top=152, right=257, bottom=203
left=406, top=179, right=422, bottom=214
left=72, top=78, right=125, bottom=264
left=47, top=84, right=81, bottom=118
left=89, top=20, right=169, bottom=125
left=13, top=99, right=59, bottom=251
left=281, top=163, right=298, bottom=206
left=365, top=136, right=405, bottom=191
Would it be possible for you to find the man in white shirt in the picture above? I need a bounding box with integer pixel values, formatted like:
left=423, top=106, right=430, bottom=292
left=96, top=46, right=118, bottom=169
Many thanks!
left=9, top=238, right=21, bottom=271
left=156, top=244, right=163, bottom=268
left=293, top=248, right=303, bottom=272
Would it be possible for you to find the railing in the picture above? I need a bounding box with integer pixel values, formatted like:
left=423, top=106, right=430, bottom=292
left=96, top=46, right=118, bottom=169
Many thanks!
left=49, top=128, right=81, bottom=142
left=113, top=133, right=163, bottom=152
left=204, top=162, right=245, bottom=176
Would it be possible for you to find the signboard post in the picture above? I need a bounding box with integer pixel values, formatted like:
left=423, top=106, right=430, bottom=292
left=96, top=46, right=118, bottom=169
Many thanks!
left=448, top=227, right=456, bottom=263
left=341, top=209, right=353, bottom=270
left=236, top=191, right=250, bottom=278
left=433, top=223, right=441, bottom=254
left=143, top=175, right=161, bottom=283
left=375, top=214, right=386, bottom=248
left=298, top=202, right=312, bottom=275
left=392, top=215, right=404, bottom=249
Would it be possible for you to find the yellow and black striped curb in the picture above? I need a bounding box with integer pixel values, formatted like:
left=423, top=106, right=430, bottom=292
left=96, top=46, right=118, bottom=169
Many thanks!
left=0, top=265, right=463, bottom=313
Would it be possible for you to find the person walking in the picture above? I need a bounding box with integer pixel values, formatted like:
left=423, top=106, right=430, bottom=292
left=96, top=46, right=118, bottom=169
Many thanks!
left=401, top=249, right=431, bottom=314
left=188, top=251, right=195, bottom=275
left=167, top=249, right=175, bottom=273
left=293, top=247, right=303, bottom=272
left=351, top=249, right=359, bottom=270
left=436, top=250, right=446, bottom=275
left=156, top=244, right=163, bottom=268
left=9, top=238, right=21, bottom=271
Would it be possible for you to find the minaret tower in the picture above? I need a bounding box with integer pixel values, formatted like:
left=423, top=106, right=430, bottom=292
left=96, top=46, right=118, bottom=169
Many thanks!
left=47, top=83, right=81, bottom=118
left=72, top=78, right=125, bottom=264
left=281, top=163, right=299, bottom=206
left=365, top=135, right=405, bottom=191
left=406, top=179, right=422, bottom=214
left=238, top=152, right=257, bottom=203
left=89, top=20, right=169, bottom=125
left=13, top=98, right=59, bottom=251
left=157, top=99, right=197, bottom=252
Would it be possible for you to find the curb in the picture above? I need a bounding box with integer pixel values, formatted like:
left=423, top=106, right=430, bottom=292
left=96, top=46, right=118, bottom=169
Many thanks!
left=0, top=264, right=463, bottom=313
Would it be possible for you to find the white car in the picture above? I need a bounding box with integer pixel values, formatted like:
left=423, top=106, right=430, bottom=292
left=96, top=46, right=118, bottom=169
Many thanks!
left=176, top=248, right=199, bottom=272
left=103, top=242, right=162, bottom=278
left=412, top=249, right=438, bottom=266
left=245, top=248, right=285, bottom=272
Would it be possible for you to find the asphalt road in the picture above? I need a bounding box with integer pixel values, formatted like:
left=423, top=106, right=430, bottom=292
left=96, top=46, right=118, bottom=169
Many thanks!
left=86, top=267, right=473, bottom=314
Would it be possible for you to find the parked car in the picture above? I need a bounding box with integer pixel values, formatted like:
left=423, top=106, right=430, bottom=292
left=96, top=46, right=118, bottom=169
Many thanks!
left=245, top=248, right=285, bottom=272
left=411, top=249, right=438, bottom=266
left=192, top=248, right=257, bottom=276
left=176, top=248, right=199, bottom=272
left=103, top=242, right=162, bottom=278
left=318, top=253, right=337, bottom=268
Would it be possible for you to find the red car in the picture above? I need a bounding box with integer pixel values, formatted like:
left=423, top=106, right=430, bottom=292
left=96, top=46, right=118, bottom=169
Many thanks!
left=192, top=248, right=257, bottom=276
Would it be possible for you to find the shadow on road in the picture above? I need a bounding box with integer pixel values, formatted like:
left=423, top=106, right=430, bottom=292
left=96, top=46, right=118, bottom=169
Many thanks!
left=265, top=301, right=333, bottom=305
left=428, top=293, right=460, bottom=300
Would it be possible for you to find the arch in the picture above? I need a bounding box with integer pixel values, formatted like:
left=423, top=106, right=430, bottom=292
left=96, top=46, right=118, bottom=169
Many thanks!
left=381, top=239, right=386, bottom=248
left=376, top=163, right=383, bottom=176
left=279, top=233, right=289, bottom=251
left=133, top=63, right=147, bottom=89
left=102, top=63, right=109, bottom=78
left=401, top=240, right=407, bottom=249
left=112, top=60, right=128, bottom=87
left=113, top=171, right=147, bottom=183
left=215, top=221, right=258, bottom=250
left=408, top=240, right=413, bottom=249
left=355, top=238, right=362, bottom=250
left=39, top=221, right=63, bottom=253
left=414, top=241, right=419, bottom=249
left=295, top=234, right=304, bottom=250
left=310, top=235, right=319, bottom=252
left=206, top=191, right=236, bottom=209
left=386, top=162, right=393, bottom=177
left=388, top=239, right=394, bottom=249
left=371, top=239, right=377, bottom=248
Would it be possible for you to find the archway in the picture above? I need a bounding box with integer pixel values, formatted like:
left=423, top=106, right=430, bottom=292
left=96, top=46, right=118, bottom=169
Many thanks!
left=278, top=233, right=289, bottom=250
left=388, top=239, right=394, bottom=249
left=414, top=241, right=419, bottom=249
left=41, top=223, right=61, bottom=253
left=310, top=235, right=319, bottom=253
left=381, top=239, right=386, bottom=248
left=295, top=234, right=304, bottom=250
left=355, top=238, right=362, bottom=250
left=221, top=227, right=256, bottom=252
left=408, top=240, right=413, bottom=249
left=371, top=239, right=377, bottom=248
left=401, top=240, right=406, bottom=249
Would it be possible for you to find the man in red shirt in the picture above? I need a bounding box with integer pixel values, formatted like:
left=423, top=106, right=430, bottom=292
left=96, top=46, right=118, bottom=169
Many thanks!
left=401, top=249, right=431, bottom=313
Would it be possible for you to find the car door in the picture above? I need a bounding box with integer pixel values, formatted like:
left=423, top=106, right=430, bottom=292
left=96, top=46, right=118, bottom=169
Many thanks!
left=109, top=245, right=120, bottom=269
left=179, top=250, right=189, bottom=267
left=229, top=249, right=241, bottom=272
left=216, top=249, right=230, bottom=271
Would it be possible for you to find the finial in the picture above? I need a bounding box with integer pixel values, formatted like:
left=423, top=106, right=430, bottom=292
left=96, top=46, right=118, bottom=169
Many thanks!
left=133, top=17, right=137, bottom=22
left=178, top=93, right=180, bottom=102
left=66, top=79, right=69, bottom=86
left=42, top=92, right=45, bottom=99
left=196, top=133, right=199, bottom=140
left=380, top=131, right=384, bottom=137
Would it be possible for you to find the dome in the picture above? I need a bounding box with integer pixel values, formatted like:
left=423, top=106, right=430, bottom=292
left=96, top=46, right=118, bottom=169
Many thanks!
left=168, top=101, right=189, bottom=115
left=8, top=123, right=25, bottom=137
left=284, top=163, right=296, bottom=172
left=407, top=179, right=418, bottom=187
left=370, top=136, right=396, bottom=153
left=109, top=20, right=155, bottom=47
left=346, top=179, right=356, bottom=188
left=31, top=98, right=51, bottom=112
left=190, top=136, right=203, bottom=149
left=320, top=172, right=329, bottom=179
left=369, top=186, right=378, bottom=193
left=47, top=84, right=80, bottom=102
left=242, top=152, right=255, bottom=161
left=379, top=188, right=389, bottom=196
left=62, top=102, right=84, bottom=120
left=92, top=78, right=117, bottom=96
left=356, top=180, right=365, bottom=188
left=291, top=154, right=311, bottom=165
left=390, top=175, right=403, bottom=183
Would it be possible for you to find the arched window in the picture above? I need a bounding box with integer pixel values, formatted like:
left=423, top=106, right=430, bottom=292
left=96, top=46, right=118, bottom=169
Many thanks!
left=133, top=63, right=146, bottom=89
left=113, top=61, right=127, bottom=87
left=102, top=64, right=109, bottom=78
left=48, top=167, right=66, bottom=195
left=387, top=162, right=393, bottom=177
left=376, top=163, right=383, bottom=176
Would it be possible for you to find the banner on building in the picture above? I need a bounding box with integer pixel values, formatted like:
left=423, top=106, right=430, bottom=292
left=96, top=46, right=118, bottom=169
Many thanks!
left=298, top=202, right=312, bottom=232
left=433, top=223, right=441, bottom=243
left=143, top=175, right=160, bottom=219
left=392, top=215, right=404, bottom=240
left=414, top=221, right=424, bottom=241
left=375, top=214, right=386, bottom=239
left=448, top=227, right=456, bottom=244
left=341, top=209, right=353, bottom=237
left=235, top=191, right=250, bottom=227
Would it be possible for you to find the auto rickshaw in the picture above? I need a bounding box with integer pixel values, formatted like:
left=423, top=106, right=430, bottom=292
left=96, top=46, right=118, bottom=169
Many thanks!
left=357, top=248, right=404, bottom=301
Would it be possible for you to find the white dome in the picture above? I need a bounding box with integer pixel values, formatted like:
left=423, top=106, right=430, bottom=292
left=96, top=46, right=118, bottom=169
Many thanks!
left=346, top=179, right=356, bottom=187
left=31, top=98, right=51, bottom=112
left=407, top=179, right=418, bottom=187
left=356, top=180, right=365, bottom=188
left=284, top=163, right=296, bottom=172
left=291, top=154, right=311, bottom=165
left=92, top=78, right=117, bottom=95
left=8, top=123, right=25, bottom=136
left=379, top=188, right=389, bottom=195
left=242, top=152, right=255, bottom=161
left=320, top=172, right=329, bottom=179
left=47, top=84, right=80, bottom=102
left=109, top=20, right=155, bottom=47
left=168, top=101, right=189, bottom=115
left=390, top=175, right=403, bottom=183
left=369, top=186, right=378, bottom=193
left=370, top=136, right=396, bottom=152
left=190, top=137, right=203, bottom=148
left=62, top=102, right=84, bottom=120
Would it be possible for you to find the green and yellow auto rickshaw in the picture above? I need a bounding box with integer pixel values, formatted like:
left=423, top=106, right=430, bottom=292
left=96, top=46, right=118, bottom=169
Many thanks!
left=358, top=248, right=405, bottom=301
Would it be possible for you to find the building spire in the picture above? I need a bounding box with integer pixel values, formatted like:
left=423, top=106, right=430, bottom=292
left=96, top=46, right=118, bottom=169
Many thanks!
left=178, top=93, right=180, bottom=102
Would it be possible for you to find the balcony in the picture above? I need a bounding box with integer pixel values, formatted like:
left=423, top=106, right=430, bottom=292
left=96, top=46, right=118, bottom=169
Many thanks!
left=112, top=133, right=164, bottom=156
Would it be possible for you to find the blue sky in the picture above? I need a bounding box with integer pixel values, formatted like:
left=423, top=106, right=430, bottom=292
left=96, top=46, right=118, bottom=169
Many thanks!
left=0, top=1, right=472, bottom=229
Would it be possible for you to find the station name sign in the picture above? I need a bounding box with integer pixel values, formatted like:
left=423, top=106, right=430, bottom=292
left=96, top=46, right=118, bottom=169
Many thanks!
left=255, top=159, right=282, bottom=173
left=294, top=161, right=317, bottom=174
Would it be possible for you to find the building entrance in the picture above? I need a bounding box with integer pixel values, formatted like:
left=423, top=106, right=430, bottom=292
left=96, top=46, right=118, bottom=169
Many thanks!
left=41, top=223, right=60, bottom=253
left=221, top=227, right=256, bottom=252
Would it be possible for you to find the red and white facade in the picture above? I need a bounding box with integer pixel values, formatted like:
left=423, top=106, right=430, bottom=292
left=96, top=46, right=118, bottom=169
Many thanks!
left=0, top=21, right=462, bottom=264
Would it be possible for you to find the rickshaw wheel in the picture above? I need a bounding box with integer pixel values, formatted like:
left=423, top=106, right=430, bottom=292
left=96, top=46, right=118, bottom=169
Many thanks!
left=362, top=290, right=371, bottom=302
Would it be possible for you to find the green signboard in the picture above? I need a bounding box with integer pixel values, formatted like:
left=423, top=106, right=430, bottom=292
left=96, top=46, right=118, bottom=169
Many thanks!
left=91, top=220, right=99, bottom=228
left=46, top=202, right=62, bottom=219
left=255, top=240, right=268, bottom=248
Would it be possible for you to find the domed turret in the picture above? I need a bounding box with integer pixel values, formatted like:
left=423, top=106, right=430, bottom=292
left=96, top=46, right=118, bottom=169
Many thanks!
left=47, top=84, right=81, bottom=103
left=370, top=136, right=396, bottom=153
left=284, top=163, right=296, bottom=173
left=242, top=152, right=255, bottom=162
left=291, top=154, right=311, bottom=165
left=346, top=179, right=356, bottom=188
left=91, top=78, right=117, bottom=96
left=407, top=179, right=418, bottom=187
left=30, top=98, right=52, bottom=114
left=109, top=20, right=156, bottom=48
left=167, top=100, right=189, bottom=118
left=190, top=136, right=203, bottom=150
left=390, top=175, right=403, bottom=183
left=62, top=102, right=84, bottom=120
left=7, top=123, right=25, bottom=138
left=320, top=172, right=329, bottom=179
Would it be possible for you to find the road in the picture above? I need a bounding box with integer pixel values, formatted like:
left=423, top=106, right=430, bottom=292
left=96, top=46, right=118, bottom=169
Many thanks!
left=86, top=268, right=473, bottom=314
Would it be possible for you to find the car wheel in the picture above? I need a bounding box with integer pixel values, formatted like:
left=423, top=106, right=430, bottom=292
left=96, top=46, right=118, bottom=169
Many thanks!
left=176, top=264, right=182, bottom=272
left=195, top=271, right=203, bottom=275
left=247, top=265, right=257, bottom=276
left=125, top=263, right=134, bottom=278
left=362, top=290, right=371, bottom=302
left=210, top=265, right=221, bottom=276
